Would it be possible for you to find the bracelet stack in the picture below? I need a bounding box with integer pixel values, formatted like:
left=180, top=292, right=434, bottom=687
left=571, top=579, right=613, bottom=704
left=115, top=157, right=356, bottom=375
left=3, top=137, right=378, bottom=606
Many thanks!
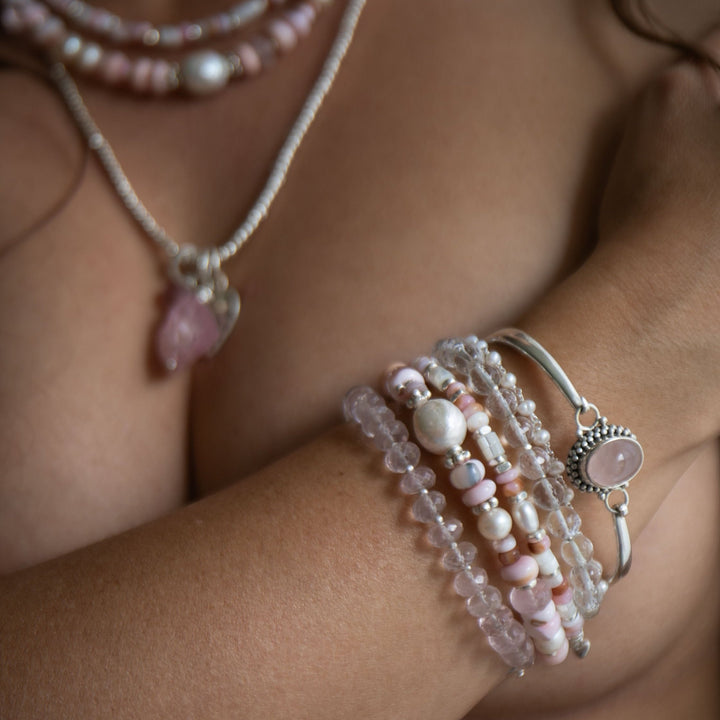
left=343, top=329, right=643, bottom=675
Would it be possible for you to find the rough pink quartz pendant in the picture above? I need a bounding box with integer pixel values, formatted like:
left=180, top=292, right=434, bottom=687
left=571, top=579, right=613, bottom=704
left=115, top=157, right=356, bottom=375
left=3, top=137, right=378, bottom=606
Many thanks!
left=156, top=288, right=221, bottom=371
left=567, top=421, right=643, bottom=494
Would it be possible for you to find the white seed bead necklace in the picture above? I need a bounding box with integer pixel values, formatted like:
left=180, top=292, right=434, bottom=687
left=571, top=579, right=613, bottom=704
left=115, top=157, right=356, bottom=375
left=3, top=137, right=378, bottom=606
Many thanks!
left=35, top=0, right=367, bottom=371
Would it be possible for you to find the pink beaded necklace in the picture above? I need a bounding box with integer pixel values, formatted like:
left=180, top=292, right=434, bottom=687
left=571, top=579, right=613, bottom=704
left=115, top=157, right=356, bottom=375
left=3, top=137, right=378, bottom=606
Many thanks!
left=2, top=0, right=332, bottom=95
left=1, top=0, right=367, bottom=371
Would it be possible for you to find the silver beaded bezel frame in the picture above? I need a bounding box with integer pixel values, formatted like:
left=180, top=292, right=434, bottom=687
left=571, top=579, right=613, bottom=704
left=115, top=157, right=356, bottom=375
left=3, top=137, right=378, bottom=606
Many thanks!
left=566, top=419, right=643, bottom=496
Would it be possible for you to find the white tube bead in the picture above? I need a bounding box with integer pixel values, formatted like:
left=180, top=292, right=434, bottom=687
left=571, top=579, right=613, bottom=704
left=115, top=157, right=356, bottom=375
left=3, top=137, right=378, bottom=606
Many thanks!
left=534, top=548, right=561, bottom=576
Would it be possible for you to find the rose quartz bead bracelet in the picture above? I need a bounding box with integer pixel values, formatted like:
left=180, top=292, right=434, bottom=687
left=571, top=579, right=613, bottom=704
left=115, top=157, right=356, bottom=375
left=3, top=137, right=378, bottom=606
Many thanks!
left=343, top=385, right=535, bottom=674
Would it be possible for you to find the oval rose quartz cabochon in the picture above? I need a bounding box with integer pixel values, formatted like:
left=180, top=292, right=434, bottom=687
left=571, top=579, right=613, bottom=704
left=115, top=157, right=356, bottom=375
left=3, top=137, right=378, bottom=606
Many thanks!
left=583, top=437, right=644, bottom=490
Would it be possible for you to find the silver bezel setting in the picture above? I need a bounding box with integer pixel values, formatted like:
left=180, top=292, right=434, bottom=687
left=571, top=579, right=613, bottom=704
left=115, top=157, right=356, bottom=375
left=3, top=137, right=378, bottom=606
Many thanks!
left=566, top=419, right=642, bottom=496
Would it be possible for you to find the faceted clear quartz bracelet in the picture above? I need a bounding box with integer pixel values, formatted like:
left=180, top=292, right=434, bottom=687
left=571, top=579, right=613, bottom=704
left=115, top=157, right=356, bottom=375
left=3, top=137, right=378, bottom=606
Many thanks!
left=385, top=362, right=571, bottom=665
left=343, top=385, right=535, bottom=673
left=434, top=336, right=602, bottom=651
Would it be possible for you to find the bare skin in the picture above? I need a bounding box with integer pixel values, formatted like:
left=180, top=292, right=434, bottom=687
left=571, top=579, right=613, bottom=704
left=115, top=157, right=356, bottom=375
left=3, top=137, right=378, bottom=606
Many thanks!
left=0, top=1, right=718, bottom=718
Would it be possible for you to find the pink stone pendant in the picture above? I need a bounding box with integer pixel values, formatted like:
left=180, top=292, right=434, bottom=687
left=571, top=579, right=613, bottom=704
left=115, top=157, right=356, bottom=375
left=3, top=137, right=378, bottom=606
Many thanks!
left=566, top=420, right=643, bottom=495
left=155, top=286, right=241, bottom=371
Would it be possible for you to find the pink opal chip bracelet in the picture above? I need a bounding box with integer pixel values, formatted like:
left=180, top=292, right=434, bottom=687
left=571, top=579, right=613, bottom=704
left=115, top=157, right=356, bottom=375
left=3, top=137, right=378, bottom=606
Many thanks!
left=343, top=386, right=536, bottom=674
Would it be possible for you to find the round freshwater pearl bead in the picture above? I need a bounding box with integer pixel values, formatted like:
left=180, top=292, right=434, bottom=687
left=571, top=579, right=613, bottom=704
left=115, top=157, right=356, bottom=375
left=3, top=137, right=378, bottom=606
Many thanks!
left=477, top=507, right=512, bottom=541
left=413, top=399, right=466, bottom=455
left=181, top=50, right=231, bottom=94
left=499, top=554, right=539, bottom=586
left=449, top=459, right=485, bottom=489
left=511, top=500, right=540, bottom=534
left=518, top=399, right=536, bottom=416
left=462, top=479, right=496, bottom=507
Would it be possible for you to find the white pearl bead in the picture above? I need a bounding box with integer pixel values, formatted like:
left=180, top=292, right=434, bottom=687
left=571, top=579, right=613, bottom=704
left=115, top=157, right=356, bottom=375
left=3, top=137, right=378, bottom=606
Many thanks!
left=512, top=500, right=540, bottom=534
left=487, top=350, right=502, bottom=365
left=500, top=372, right=517, bottom=388
left=413, top=399, right=466, bottom=455
left=181, top=50, right=230, bottom=94
left=477, top=507, right=512, bottom=540
left=533, top=428, right=551, bottom=445
left=518, top=399, right=536, bottom=416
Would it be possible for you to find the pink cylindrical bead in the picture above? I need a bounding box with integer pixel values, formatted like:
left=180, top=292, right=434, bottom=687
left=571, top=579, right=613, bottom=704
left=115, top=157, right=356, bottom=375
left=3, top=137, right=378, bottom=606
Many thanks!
left=495, top=466, right=520, bottom=485
left=528, top=533, right=552, bottom=554
left=454, top=393, right=475, bottom=411
left=461, top=479, right=496, bottom=507
left=500, top=554, right=539, bottom=586
left=384, top=365, right=425, bottom=403
left=491, top=534, right=517, bottom=553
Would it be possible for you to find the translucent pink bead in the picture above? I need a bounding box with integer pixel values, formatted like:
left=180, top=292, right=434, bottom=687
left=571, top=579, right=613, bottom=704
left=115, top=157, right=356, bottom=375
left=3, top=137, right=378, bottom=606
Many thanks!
left=503, top=417, right=530, bottom=448
left=398, top=467, right=435, bottom=495
left=370, top=420, right=409, bottom=452
left=545, top=507, right=581, bottom=540
left=487, top=620, right=527, bottom=653
left=496, top=635, right=535, bottom=670
left=411, top=490, right=446, bottom=524
left=532, top=475, right=572, bottom=510
left=466, top=586, right=503, bottom=617
left=441, top=541, right=477, bottom=571
left=384, top=441, right=421, bottom=473
left=33, top=16, right=64, bottom=45
left=426, top=518, right=463, bottom=548
left=552, top=586, right=573, bottom=607
left=461, top=479, right=496, bottom=508
left=342, top=386, right=381, bottom=423
left=453, top=565, right=488, bottom=598
left=509, top=581, right=552, bottom=615
left=518, top=448, right=545, bottom=480
left=1, top=7, right=23, bottom=33
left=478, top=606, right=514, bottom=635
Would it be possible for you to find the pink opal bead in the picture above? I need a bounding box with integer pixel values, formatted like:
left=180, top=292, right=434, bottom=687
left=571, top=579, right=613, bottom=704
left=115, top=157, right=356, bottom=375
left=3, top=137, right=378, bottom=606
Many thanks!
left=151, top=60, right=173, bottom=94
left=445, top=381, right=465, bottom=398
left=528, top=600, right=557, bottom=624
left=540, top=636, right=569, bottom=665
left=130, top=57, right=153, bottom=93
left=412, top=356, right=434, bottom=374
left=266, top=18, right=297, bottom=52
left=562, top=614, right=585, bottom=637
left=100, top=51, right=131, bottom=84
left=500, top=554, right=539, bottom=587
left=297, top=2, right=317, bottom=23
left=527, top=612, right=562, bottom=641
left=553, top=585, right=573, bottom=606
left=384, top=365, right=424, bottom=403
left=285, top=7, right=313, bottom=36
left=528, top=533, right=552, bottom=554
left=236, top=42, right=262, bottom=77
left=461, top=479, right=496, bottom=507
left=492, top=534, right=517, bottom=553
left=454, top=393, right=475, bottom=411
left=495, top=466, right=520, bottom=485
